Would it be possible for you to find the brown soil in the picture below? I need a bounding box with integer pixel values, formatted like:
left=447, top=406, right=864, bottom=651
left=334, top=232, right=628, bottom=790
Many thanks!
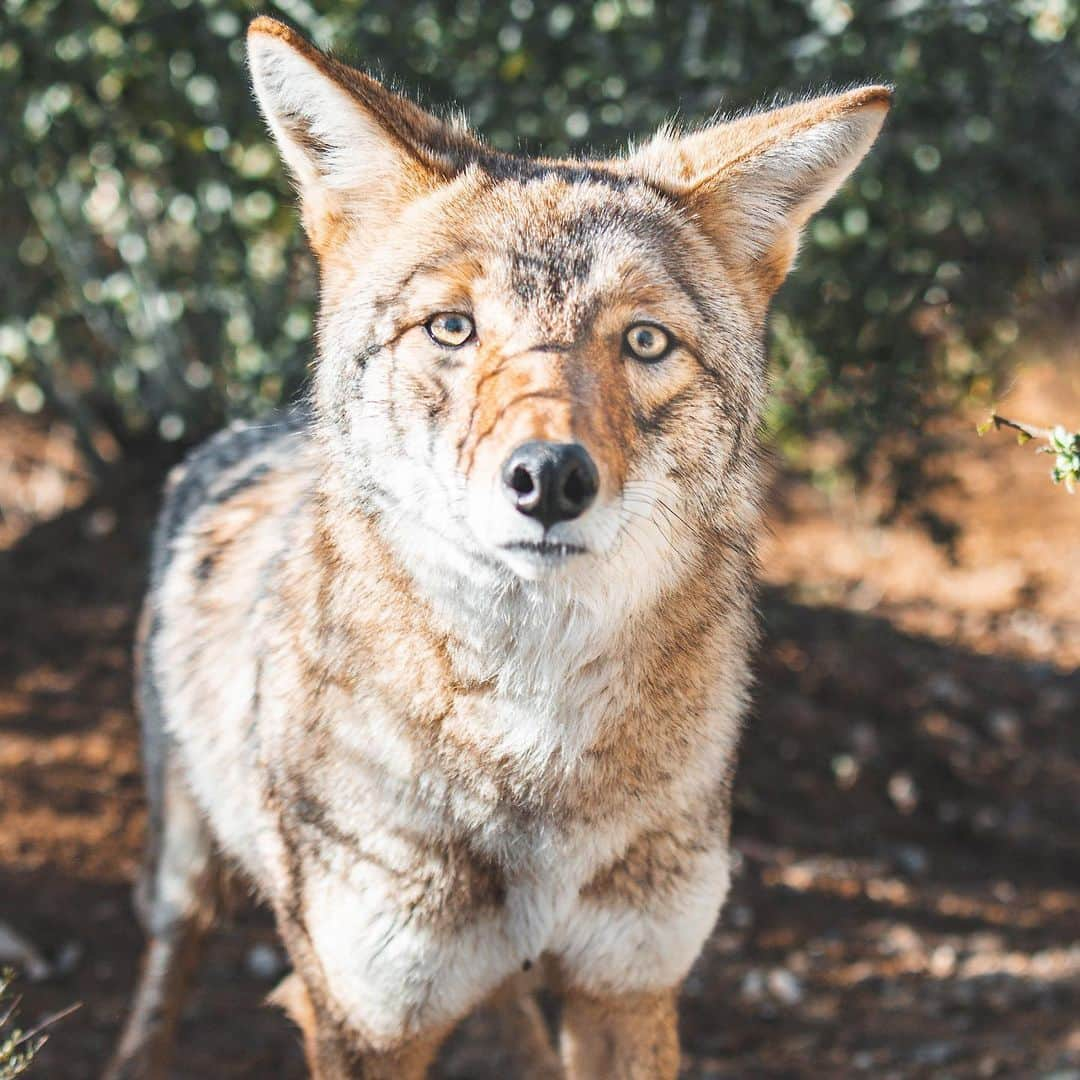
left=1, top=359, right=1078, bottom=1079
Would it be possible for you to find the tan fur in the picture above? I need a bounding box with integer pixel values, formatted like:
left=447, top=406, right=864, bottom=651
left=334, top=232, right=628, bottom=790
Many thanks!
left=560, top=988, right=680, bottom=1080
left=106, top=18, right=889, bottom=1079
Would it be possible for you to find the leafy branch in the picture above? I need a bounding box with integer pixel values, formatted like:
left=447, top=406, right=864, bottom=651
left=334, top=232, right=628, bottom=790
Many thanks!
left=0, top=969, right=80, bottom=1079
left=979, top=413, right=1080, bottom=492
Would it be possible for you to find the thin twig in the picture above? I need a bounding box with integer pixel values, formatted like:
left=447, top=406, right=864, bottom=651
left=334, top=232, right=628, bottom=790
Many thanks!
left=983, top=413, right=1055, bottom=442
left=10, top=1001, right=82, bottom=1050
left=0, top=996, right=20, bottom=1033
left=979, top=410, right=1080, bottom=492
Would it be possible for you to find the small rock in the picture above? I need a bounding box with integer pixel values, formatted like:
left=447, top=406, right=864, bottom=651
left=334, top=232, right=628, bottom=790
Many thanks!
left=881, top=923, right=921, bottom=956
left=988, top=708, right=1021, bottom=743
left=739, top=968, right=766, bottom=1003
left=1037, top=686, right=1075, bottom=718
left=682, top=968, right=706, bottom=997
left=0, top=921, right=51, bottom=981
left=929, top=944, right=957, bottom=978
left=832, top=754, right=859, bottom=789
left=849, top=580, right=883, bottom=612
left=926, top=672, right=972, bottom=708
left=851, top=723, right=879, bottom=761
left=912, top=1040, right=957, bottom=1066
left=729, top=904, right=754, bottom=930
left=888, top=772, right=919, bottom=814
left=766, top=968, right=803, bottom=1006
left=54, top=940, right=83, bottom=977
left=85, top=507, right=117, bottom=539
left=895, top=845, right=929, bottom=876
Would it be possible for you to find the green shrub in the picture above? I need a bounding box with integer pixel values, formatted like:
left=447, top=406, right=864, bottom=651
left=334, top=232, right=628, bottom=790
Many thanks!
left=2, top=0, right=1077, bottom=491
left=981, top=413, right=1080, bottom=491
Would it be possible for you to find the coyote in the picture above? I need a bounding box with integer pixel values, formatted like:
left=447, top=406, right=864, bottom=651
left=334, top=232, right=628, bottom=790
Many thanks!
left=106, top=16, right=889, bottom=1079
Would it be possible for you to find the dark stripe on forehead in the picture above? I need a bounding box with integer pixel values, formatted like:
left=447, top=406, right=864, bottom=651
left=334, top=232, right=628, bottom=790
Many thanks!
left=517, top=203, right=685, bottom=265
left=392, top=252, right=474, bottom=296
left=523, top=341, right=575, bottom=354
left=366, top=257, right=461, bottom=328
left=510, top=248, right=591, bottom=305
left=370, top=189, right=692, bottom=319
left=661, top=260, right=716, bottom=326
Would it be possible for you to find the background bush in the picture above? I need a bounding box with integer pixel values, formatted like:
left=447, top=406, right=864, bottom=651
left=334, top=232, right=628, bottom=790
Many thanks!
left=2, top=0, right=1077, bottom=493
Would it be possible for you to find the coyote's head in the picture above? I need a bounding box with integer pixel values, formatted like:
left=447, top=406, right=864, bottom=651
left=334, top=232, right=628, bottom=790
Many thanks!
left=248, top=18, right=888, bottom=589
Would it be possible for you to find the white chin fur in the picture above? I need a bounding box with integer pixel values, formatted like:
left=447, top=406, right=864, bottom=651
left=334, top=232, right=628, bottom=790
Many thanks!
left=494, top=545, right=590, bottom=582
left=465, top=483, right=625, bottom=577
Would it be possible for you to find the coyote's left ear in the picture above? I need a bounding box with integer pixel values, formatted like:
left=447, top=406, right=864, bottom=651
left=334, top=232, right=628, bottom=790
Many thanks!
left=632, top=86, right=891, bottom=307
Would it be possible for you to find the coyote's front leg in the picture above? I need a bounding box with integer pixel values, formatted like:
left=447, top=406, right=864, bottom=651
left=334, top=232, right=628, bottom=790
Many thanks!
left=487, top=969, right=564, bottom=1079
left=104, top=759, right=220, bottom=1080
left=560, top=987, right=679, bottom=1080
left=553, top=822, right=732, bottom=1080
left=271, top=972, right=449, bottom=1080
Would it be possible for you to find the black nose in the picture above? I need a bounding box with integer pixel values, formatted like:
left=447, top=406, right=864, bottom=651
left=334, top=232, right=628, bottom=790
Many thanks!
left=502, top=441, right=599, bottom=528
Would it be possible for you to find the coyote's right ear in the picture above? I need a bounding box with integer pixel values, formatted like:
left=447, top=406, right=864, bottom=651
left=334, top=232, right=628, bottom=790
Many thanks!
left=247, top=17, right=471, bottom=252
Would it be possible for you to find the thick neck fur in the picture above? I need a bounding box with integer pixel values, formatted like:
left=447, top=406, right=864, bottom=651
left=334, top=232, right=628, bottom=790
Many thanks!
left=301, top=438, right=758, bottom=829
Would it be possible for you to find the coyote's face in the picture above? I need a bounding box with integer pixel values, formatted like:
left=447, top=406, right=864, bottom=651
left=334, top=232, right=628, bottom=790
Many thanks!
left=249, top=21, right=889, bottom=586
left=317, top=172, right=759, bottom=584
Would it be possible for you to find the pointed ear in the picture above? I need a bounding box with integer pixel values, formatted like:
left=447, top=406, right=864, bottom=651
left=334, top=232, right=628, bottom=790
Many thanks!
left=247, top=17, right=472, bottom=252
left=631, top=86, right=891, bottom=305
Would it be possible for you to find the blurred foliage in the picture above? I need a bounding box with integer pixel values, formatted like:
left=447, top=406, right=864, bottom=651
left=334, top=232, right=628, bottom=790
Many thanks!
left=0, top=969, right=42, bottom=1080
left=1, top=0, right=1078, bottom=494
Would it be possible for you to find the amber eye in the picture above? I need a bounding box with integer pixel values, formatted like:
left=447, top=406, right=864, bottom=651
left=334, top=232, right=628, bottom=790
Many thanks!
left=624, top=323, right=671, bottom=362
left=426, top=312, right=474, bottom=348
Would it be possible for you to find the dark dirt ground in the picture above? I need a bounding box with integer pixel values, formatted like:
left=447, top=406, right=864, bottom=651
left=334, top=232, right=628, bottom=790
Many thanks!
left=1, top=360, right=1078, bottom=1079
